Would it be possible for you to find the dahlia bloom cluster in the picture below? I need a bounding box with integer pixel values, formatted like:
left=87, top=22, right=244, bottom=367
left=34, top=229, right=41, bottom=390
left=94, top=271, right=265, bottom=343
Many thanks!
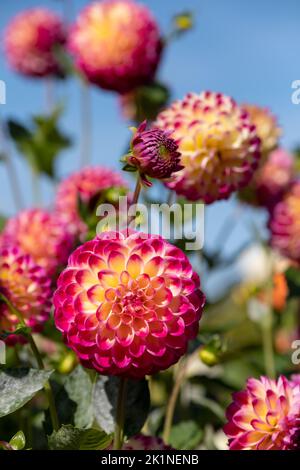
left=4, top=8, right=66, bottom=78
left=55, top=167, right=128, bottom=237
left=239, top=148, right=294, bottom=211
left=155, top=91, right=261, bottom=203
left=224, top=375, right=300, bottom=450
left=54, top=230, right=205, bottom=379
left=242, top=104, right=281, bottom=157
left=269, top=181, right=300, bottom=264
left=0, top=247, right=51, bottom=344
left=126, top=121, right=183, bottom=185
left=68, top=0, right=162, bottom=93
left=1, top=209, right=74, bottom=276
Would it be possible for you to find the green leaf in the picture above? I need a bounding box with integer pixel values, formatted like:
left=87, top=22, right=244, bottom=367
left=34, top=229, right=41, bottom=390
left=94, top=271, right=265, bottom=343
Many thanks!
left=285, top=267, right=300, bottom=298
left=169, top=421, right=203, bottom=450
left=64, top=365, right=94, bottom=429
left=7, top=109, right=71, bottom=178
left=93, top=376, right=150, bottom=438
left=9, top=431, right=26, bottom=450
left=0, top=368, right=53, bottom=417
left=48, top=425, right=112, bottom=450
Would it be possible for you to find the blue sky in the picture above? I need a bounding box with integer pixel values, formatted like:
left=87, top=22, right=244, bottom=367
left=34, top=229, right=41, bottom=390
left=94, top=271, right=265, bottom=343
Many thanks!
left=0, top=0, right=300, bottom=288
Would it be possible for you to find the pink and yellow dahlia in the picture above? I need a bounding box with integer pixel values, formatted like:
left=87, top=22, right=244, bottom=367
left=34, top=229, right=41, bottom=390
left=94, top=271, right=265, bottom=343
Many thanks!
left=242, top=104, right=281, bottom=157
left=68, top=0, right=162, bottom=93
left=239, top=148, right=294, bottom=211
left=1, top=209, right=74, bottom=276
left=224, top=375, right=300, bottom=450
left=269, top=181, right=300, bottom=264
left=126, top=121, right=183, bottom=185
left=55, top=167, right=128, bottom=237
left=155, top=91, right=261, bottom=203
left=291, top=375, right=300, bottom=388
left=53, top=230, right=205, bottom=378
left=4, top=8, right=66, bottom=77
left=0, top=246, right=51, bottom=344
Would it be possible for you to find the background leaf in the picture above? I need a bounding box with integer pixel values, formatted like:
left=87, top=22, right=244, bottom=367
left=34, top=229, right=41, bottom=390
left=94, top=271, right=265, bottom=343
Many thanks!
left=0, top=368, right=53, bottom=417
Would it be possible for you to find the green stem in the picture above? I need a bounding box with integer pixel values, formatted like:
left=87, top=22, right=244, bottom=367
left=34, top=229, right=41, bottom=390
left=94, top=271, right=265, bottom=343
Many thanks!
left=0, top=294, right=59, bottom=432
left=261, top=312, right=276, bottom=379
left=113, top=378, right=127, bottom=450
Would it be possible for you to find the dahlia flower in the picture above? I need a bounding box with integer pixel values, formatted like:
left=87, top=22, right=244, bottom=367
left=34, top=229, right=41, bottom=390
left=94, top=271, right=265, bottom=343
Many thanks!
left=4, top=8, right=66, bottom=77
left=126, top=121, right=183, bottom=185
left=69, top=0, right=162, bottom=93
left=242, top=104, right=281, bottom=157
left=224, top=375, right=300, bottom=450
left=239, top=149, right=294, bottom=210
left=269, top=181, right=300, bottom=264
left=0, top=246, right=51, bottom=345
left=54, top=230, right=205, bottom=378
left=1, top=209, right=74, bottom=276
left=110, top=434, right=172, bottom=450
left=155, top=91, right=261, bottom=203
left=55, top=167, right=128, bottom=237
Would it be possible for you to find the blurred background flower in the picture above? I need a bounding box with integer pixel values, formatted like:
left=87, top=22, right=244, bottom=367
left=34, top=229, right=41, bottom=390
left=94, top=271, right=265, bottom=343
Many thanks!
left=0, top=209, right=74, bottom=276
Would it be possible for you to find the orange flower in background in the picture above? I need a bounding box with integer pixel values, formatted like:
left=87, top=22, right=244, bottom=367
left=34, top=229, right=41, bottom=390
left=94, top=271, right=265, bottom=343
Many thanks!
left=242, top=104, right=281, bottom=157
left=155, top=91, right=261, bottom=203
left=126, top=121, right=183, bottom=185
left=68, top=0, right=162, bottom=93
left=4, top=8, right=66, bottom=77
